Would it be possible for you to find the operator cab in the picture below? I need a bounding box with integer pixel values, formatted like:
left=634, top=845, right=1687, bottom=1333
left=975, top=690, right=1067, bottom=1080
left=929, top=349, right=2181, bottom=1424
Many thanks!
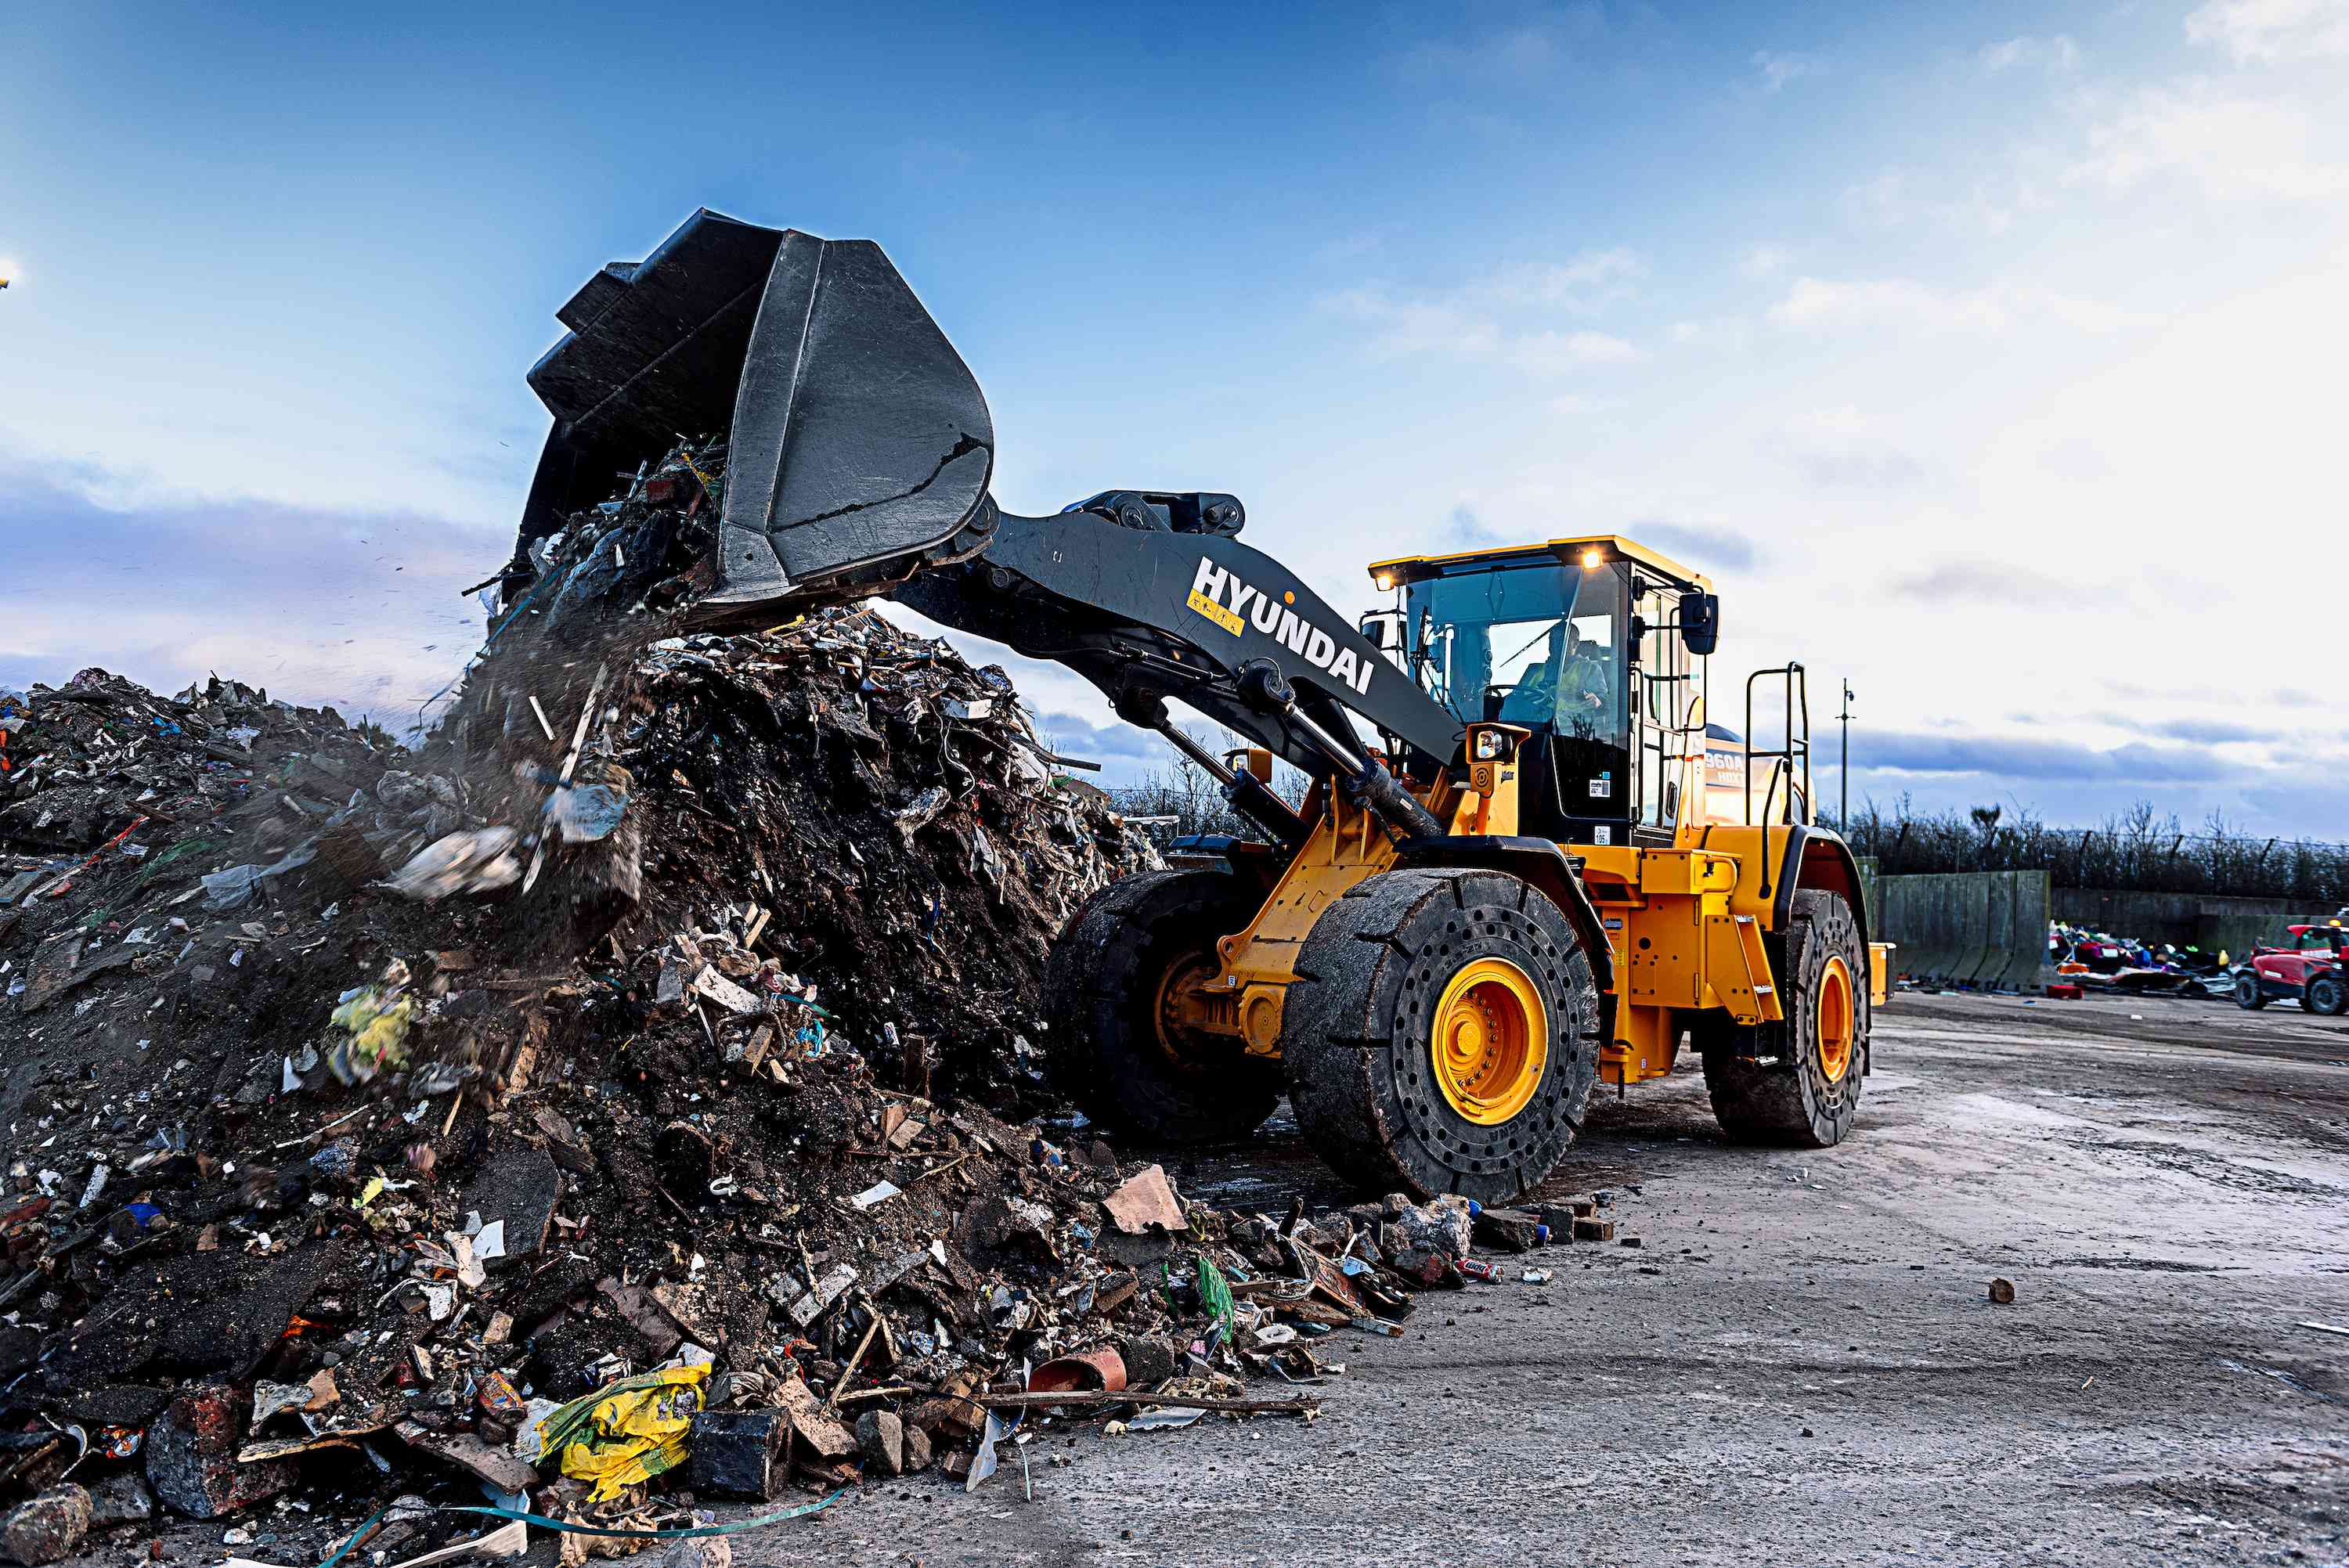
left=1366, top=536, right=1720, bottom=849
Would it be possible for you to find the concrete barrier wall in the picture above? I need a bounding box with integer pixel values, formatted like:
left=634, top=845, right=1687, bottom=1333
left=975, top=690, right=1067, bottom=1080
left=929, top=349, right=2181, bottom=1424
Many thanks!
left=1876, top=871, right=2051, bottom=989
left=2049, top=888, right=2312, bottom=964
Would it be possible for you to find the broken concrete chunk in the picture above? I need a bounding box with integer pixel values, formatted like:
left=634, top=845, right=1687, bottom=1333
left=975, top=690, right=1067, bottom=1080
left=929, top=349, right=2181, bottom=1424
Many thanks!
left=855, top=1409, right=905, bottom=1476
left=249, top=1379, right=314, bottom=1432
left=1116, top=1335, right=1179, bottom=1387
left=83, top=1474, right=153, bottom=1531
left=2, top=1485, right=91, bottom=1566
left=772, top=1377, right=854, bottom=1461
left=964, top=1194, right=1059, bottom=1263
left=460, top=1147, right=560, bottom=1259
left=652, top=1538, right=731, bottom=1568
left=1471, top=1206, right=1542, bottom=1253
left=1382, top=1196, right=1473, bottom=1281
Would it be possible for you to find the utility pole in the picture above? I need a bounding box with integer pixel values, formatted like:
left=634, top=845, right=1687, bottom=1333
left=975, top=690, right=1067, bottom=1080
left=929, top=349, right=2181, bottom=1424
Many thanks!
left=1838, top=679, right=1855, bottom=831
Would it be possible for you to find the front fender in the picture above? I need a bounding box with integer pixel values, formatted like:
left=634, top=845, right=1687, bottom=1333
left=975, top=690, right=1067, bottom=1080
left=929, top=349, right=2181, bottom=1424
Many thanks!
left=1391, top=835, right=1615, bottom=994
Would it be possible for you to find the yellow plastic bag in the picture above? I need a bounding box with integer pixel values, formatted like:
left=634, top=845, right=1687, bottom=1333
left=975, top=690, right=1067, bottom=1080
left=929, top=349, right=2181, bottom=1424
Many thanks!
left=538, top=1363, right=709, bottom=1501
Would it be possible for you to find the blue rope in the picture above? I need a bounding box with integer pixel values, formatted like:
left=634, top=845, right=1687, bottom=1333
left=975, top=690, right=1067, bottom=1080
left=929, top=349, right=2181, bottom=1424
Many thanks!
left=316, top=1491, right=849, bottom=1568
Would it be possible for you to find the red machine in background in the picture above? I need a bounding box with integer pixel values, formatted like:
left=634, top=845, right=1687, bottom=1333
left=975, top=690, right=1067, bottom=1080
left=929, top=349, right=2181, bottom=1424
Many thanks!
left=2235, top=922, right=2349, bottom=1015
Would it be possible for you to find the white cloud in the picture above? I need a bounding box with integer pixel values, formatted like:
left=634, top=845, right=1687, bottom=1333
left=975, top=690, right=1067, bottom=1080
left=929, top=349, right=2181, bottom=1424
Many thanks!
left=1741, top=244, right=1792, bottom=277
left=1399, top=23, right=1565, bottom=81
left=1778, top=406, right=1925, bottom=488
left=1845, top=167, right=2040, bottom=236
left=1784, top=405, right=1870, bottom=441
left=2184, top=0, right=2349, bottom=62
left=1666, top=316, right=1752, bottom=349
left=1769, top=276, right=2142, bottom=335
left=1844, top=170, right=1908, bottom=225
left=1751, top=50, right=1824, bottom=92
left=2067, top=79, right=2349, bottom=200
left=1979, top=34, right=2080, bottom=74
left=1510, top=329, right=1641, bottom=371
left=1322, top=251, right=1646, bottom=373
left=1471, top=250, right=1645, bottom=309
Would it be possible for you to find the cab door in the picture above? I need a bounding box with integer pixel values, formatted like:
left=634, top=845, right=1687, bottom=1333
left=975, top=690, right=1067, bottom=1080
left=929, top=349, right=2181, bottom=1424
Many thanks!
left=2297, top=928, right=2346, bottom=985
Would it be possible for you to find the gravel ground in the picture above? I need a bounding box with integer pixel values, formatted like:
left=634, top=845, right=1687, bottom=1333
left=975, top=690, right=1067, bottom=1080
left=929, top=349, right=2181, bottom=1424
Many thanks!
left=788, top=989, right=2349, bottom=1567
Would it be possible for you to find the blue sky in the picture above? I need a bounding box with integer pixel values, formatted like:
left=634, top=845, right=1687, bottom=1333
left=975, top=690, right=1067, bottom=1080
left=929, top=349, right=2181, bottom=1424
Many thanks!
left=4, top=1, right=2346, bottom=834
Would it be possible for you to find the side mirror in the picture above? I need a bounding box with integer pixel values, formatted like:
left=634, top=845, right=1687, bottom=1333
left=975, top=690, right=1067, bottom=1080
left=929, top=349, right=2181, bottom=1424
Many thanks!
left=1682, top=593, right=1720, bottom=657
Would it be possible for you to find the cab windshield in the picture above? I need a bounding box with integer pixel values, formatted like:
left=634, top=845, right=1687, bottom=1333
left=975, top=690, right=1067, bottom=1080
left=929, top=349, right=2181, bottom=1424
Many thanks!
left=1405, top=561, right=1627, bottom=747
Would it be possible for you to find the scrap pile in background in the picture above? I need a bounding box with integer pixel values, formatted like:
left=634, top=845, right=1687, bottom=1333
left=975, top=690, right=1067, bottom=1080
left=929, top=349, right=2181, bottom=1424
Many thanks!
left=2047, top=921, right=2232, bottom=998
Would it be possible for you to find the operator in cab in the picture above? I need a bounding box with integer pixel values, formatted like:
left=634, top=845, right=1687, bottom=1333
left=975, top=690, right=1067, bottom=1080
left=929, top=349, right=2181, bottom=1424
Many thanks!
left=1502, top=621, right=1612, bottom=725
left=1558, top=623, right=1611, bottom=714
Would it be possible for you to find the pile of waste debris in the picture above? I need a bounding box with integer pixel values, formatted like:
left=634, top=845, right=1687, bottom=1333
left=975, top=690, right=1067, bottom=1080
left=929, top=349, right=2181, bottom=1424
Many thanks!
left=0, top=435, right=1624, bottom=1565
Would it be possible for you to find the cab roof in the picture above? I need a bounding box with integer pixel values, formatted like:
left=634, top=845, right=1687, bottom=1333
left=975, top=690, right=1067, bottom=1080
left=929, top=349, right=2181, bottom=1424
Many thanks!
left=1367, top=534, right=1716, bottom=594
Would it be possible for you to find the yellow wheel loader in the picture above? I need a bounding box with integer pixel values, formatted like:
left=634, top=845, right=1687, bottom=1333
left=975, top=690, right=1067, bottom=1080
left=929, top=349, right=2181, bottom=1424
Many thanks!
left=513, top=210, right=1893, bottom=1204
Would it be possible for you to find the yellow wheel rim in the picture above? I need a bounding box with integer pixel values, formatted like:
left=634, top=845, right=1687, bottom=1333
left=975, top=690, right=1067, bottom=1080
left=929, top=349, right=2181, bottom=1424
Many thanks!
left=1430, top=957, right=1547, bottom=1126
left=1153, top=950, right=1218, bottom=1066
left=1817, top=955, right=1856, bottom=1083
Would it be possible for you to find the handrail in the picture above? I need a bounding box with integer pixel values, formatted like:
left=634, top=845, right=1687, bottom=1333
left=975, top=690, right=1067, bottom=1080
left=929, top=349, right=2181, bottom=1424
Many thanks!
left=1742, top=662, right=1811, bottom=828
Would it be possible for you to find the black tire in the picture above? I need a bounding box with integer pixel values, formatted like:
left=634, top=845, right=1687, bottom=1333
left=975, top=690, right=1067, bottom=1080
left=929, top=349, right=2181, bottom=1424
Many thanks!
left=2308, top=973, right=2347, bottom=1017
left=1280, top=868, right=1601, bottom=1205
left=2235, top=970, right=2267, bottom=1010
left=1701, top=889, right=1867, bottom=1148
left=1044, top=869, right=1281, bottom=1142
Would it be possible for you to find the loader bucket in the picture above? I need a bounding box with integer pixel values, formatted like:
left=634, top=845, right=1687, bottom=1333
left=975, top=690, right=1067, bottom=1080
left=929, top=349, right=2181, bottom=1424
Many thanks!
left=521, top=209, right=994, bottom=613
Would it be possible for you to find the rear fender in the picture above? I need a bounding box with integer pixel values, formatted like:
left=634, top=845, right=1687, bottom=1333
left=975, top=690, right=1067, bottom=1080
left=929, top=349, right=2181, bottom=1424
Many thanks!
left=1771, top=825, right=1871, bottom=957
left=1770, top=824, right=1882, bottom=1057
